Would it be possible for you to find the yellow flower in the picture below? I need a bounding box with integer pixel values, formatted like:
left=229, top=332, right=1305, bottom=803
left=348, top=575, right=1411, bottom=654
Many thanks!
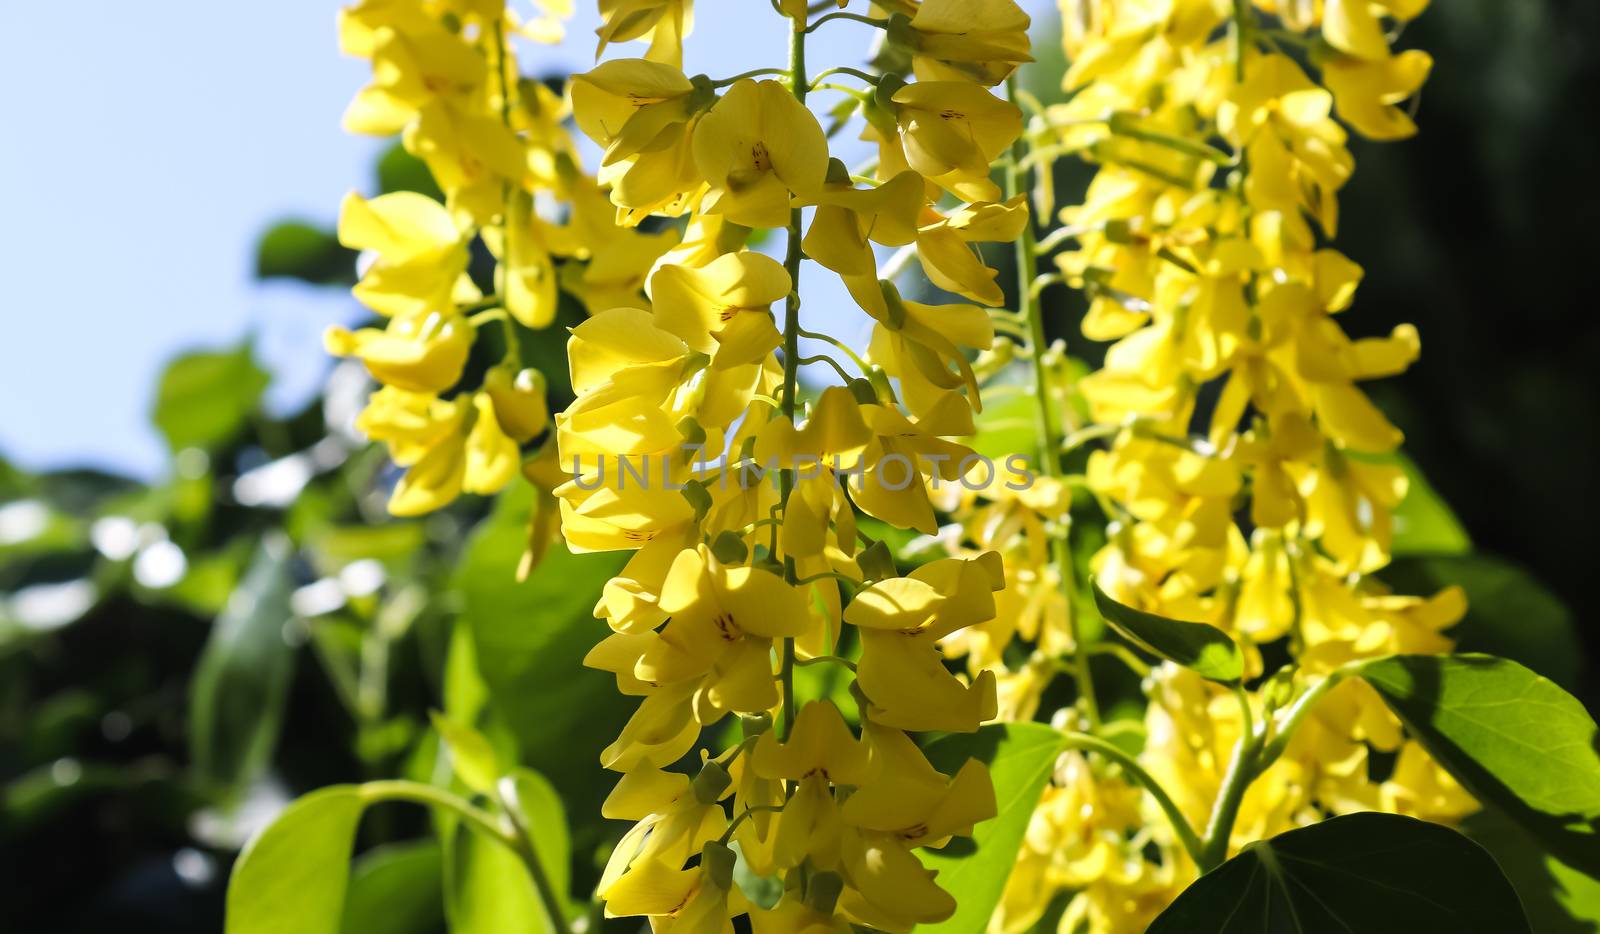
left=838, top=828, right=957, bottom=928
left=844, top=553, right=1004, bottom=732
left=866, top=283, right=995, bottom=420
left=800, top=166, right=924, bottom=279
left=1221, top=54, right=1353, bottom=234
left=649, top=249, right=790, bottom=367
left=406, top=98, right=529, bottom=223
left=462, top=391, right=521, bottom=495
left=481, top=366, right=550, bottom=442
left=325, top=310, right=473, bottom=394
left=692, top=79, right=829, bottom=228
left=1323, top=49, right=1433, bottom=141
left=597, top=0, right=693, bottom=69
left=885, top=80, right=1023, bottom=203
left=484, top=192, right=559, bottom=329
left=913, top=195, right=1029, bottom=306
left=338, top=190, right=471, bottom=319
left=341, top=13, right=486, bottom=136
left=752, top=701, right=874, bottom=786
left=570, top=58, right=711, bottom=216
left=355, top=386, right=463, bottom=467
left=895, top=0, right=1034, bottom=86
left=843, top=721, right=996, bottom=848
left=1323, top=0, right=1428, bottom=62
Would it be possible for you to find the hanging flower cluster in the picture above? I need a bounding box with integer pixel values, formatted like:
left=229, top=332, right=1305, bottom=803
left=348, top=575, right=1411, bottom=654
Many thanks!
left=312, top=1, right=1487, bottom=931
left=909, top=1, right=1466, bottom=930
left=557, top=0, right=1045, bottom=929
left=328, top=0, right=681, bottom=516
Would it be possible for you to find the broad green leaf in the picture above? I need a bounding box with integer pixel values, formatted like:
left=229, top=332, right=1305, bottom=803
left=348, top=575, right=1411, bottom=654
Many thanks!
left=1383, top=554, right=1581, bottom=688
left=226, top=785, right=365, bottom=934
left=511, top=766, right=573, bottom=915
left=189, top=534, right=296, bottom=797
left=1091, top=582, right=1241, bottom=684
left=963, top=388, right=1038, bottom=463
left=256, top=219, right=356, bottom=285
left=444, top=822, right=550, bottom=934
left=151, top=341, right=270, bottom=453
left=1359, top=654, right=1600, bottom=873
left=920, top=723, right=1066, bottom=933
left=454, top=486, right=630, bottom=855
left=444, top=619, right=490, bottom=726
left=1150, top=812, right=1528, bottom=932
left=1388, top=452, right=1472, bottom=556
left=1465, top=807, right=1600, bottom=934
left=340, top=839, right=446, bottom=934
left=377, top=142, right=445, bottom=201
left=431, top=712, right=501, bottom=795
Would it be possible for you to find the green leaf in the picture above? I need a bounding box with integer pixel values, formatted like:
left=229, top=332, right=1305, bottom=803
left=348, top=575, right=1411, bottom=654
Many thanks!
left=1383, top=554, right=1581, bottom=689
left=431, top=712, right=501, bottom=795
left=226, top=786, right=365, bottom=934
left=1359, top=654, right=1600, bottom=872
left=510, top=766, right=572, bottom=911
left=256, top=220, right=356, bottom=285
left=152, top=341, right=270, bottom=453
left=1150, top=812, right=1528, bottom=932
left=189, top=534, right=296, bottom=797
left=444, top=823, right=549, bottom=934
left=919, top=723, right=1066, bottom=933
left=340, top=840, right=446, bottom=934
left=1388, top=452, right=1472, bottom=556
left=453, top=485, right=630, bottom=856
left=963, top=388, right=1038, bottom=462
left=1465, top=806, right=1600, bottom=934
left=377, top=142, right=445, bottom=201
left=1091, top=582, right=1241, bottom=684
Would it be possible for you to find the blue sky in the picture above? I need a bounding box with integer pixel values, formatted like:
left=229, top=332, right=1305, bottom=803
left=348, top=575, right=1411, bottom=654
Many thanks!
left=0, top=1, right=1049, bottom=480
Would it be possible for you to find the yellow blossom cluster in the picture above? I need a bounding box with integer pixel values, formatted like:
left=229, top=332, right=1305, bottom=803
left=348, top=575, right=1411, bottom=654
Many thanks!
left=553, top=0, right=1054, bottom=929
left=905, top=1, right=1473, bottom=930
left=328, top=0, right=678, bottom=515
left=321, top=0, right=1480, bottom=930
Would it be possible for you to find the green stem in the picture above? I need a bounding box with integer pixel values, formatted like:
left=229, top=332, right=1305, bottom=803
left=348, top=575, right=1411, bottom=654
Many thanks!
left=808, top=65, right=879, bottom=87
left=1231, top=0, right=1252, bottom=80
left=712, top=67, right=790, bottom=87
left=798, top=354, right=856, bottom=383
left=1062, top=733, right=1205, bottom=866
left=497, top=779, right=575, bottom=934
left=357, top=781, right=572, bottom=934
left=798, top=327, right=870, bottom=372
left=1008, top=75, right=1098, bottom=729
left=794, top=654, right=858, bottom=673
left=359, top=780, right=508, bottom=846
left=1258, top=664, right=1358, bottom=767
left=1198, top=691, right=1263, bottom=871
left=804, top=11, right=888, bottom=33
left=777, top=6, right=809, bottom=746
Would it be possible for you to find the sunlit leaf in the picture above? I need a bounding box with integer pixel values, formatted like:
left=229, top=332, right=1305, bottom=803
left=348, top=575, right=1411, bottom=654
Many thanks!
left=226, top=786, right=365, bottom=934
left=1091, top=582, right=1241, bottom=684
left=431, top=712, right=501, bottom=796
left=920, top=723, right=1065, bottom=933
left=151, top=342, right=270, bottom=454
left=1360, top=654, right=1600, bottom=873
left=1465, top=806, right=1600, bottom=934
left=1388, top=452, right=1472, bottom=556
left=453, top=485, right=630, bottom=856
